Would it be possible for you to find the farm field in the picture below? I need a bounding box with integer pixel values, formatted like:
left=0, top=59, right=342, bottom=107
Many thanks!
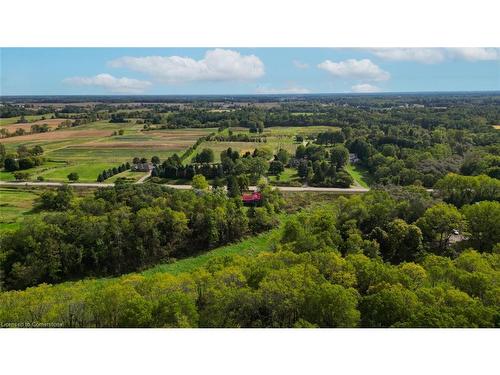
left=0, top=120, right=216, bottom=182
left=0, top=118, right=70, bottom=133
left=0, top=114, right=56, bottom=126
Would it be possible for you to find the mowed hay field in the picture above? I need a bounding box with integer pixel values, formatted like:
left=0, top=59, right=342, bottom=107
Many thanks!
left=0, top=119, right=216, bottom=182
left=106, top=170, right=148, bottom=183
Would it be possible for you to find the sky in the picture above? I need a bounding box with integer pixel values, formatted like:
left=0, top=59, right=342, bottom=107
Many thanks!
left=1, top=48, right=499, bottom=95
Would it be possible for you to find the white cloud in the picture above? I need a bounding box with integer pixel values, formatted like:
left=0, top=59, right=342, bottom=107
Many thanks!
left=370, top=48, right=500, bottom=63
left=447, top=48, right=500, bottom=61
left=370, top=48, right=446, bottom=64
left=351, top=83, right=381, bottom=93
left=256, top=85, right=311, bottom=94
left=293, top=60, right=309, bottom=69
left=63, top=73, right=151, bottom=93
left=318, top=59, right=390, bottom=81
left=108, top=48, right=265, bottom=83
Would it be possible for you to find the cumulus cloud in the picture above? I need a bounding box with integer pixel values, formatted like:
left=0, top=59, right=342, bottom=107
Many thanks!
left=108, top=48, right=265, bottom=83
left=351, top=83, right=381, bottom=93
left=318, top=59, right=390, bottom=81
left=370, top=48, right=499, bottom=63
left=447, top=48, right=500, bottom=61
left=255, top=85, right=311, bottom=94
left=370, top=48, right=446, bottom=64
left=63, top=73, right=151, bottom=93
left=293, top=60, right=309, bottom=69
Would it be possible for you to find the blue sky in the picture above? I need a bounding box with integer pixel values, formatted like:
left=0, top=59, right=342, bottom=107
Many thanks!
left=1, top=48, right=499, bottom=95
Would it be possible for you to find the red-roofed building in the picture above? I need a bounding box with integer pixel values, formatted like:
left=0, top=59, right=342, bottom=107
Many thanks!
left=242, top=192, right=262, bottom=205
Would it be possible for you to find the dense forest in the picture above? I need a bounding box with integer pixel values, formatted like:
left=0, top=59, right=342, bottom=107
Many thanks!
left=0, top=183, right=283, bottom=290
left=0, top=185, right=498, bottom=327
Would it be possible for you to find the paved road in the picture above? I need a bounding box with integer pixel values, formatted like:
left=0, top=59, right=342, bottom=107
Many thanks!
left=0, top=180, right=434, bottom=194
left=0, top=180, right=370, bottom=193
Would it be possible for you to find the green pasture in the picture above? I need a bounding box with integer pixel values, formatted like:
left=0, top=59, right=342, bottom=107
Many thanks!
left=106, top=170, right=148, bottom=183
left=36, top=162, right=121, bottom=182
left=0, top=188, right=40, bottom=233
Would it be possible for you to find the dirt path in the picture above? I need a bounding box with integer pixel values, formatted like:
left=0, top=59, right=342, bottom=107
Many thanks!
left=136, top=170, right=152, bottom=184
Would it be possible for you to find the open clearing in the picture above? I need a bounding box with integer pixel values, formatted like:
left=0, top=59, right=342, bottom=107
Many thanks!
left=142, top=227, right=280, bottom=276
left=346, top=164, right=370, bottom=188
left=0, top=188, right=40, bottom=232
left=268, top=167, right=301, bottom=184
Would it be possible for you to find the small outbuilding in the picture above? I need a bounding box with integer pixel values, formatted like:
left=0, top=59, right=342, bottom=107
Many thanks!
left=242, top=192, right=262, bottom=205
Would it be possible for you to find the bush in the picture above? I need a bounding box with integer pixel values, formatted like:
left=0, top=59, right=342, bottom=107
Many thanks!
left=67, top=172, right=79, bottom=182
left=13, top=171, right=30, bottom=181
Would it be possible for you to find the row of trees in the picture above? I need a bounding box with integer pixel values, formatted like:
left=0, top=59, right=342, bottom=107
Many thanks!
left=96, top=162, right=131, bottom=182
left=205, top=133, right=267, bottom=143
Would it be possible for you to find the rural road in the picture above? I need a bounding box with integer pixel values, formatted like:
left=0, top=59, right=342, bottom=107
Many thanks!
left=0, top=180, right=370, bottom=193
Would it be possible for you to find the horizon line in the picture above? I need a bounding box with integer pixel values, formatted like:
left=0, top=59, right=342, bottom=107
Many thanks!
left=1, top=90, right=500, bottom=99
